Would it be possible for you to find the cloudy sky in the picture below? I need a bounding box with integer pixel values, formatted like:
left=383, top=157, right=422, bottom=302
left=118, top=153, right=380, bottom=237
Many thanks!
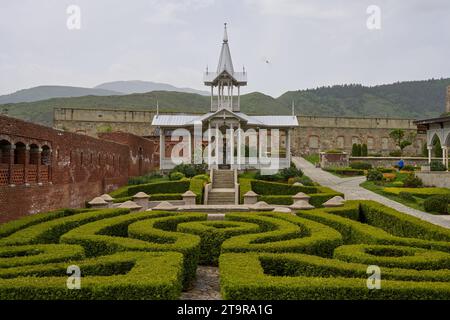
left=1, top=0, right=450, bottom=97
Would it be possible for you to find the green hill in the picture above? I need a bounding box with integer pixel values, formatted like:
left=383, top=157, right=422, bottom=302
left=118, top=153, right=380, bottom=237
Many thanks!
left=1, top=78, right=449, bottom=126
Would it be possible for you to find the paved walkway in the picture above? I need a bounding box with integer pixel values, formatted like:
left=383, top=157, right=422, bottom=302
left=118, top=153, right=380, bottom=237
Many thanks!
left=180, top=266, right=222, bottom=300
left=292, top=157, right=450, bottom=229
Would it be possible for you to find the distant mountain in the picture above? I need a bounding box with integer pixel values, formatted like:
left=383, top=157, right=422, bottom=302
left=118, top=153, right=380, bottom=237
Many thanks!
left=95, top=80, right=209, bottom=96
left=1, top=78, right=449, bottom=127
left=0, top=85, right=121, bottom=104
left=278, top=78, right=450, bottom=119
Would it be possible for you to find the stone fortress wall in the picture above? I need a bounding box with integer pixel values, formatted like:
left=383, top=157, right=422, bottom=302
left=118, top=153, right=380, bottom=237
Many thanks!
left=54, top=107, right=425, bottom=156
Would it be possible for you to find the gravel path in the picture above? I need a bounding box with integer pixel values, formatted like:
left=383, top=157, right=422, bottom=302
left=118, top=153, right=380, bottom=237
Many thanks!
left=180, top=266, right=222, bottom=300
left=292, top=157, right=450, bottom=229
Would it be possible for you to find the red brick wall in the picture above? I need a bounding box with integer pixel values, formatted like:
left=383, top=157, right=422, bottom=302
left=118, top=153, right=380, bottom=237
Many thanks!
left=0, top=115, right=155, bottom=223
left=98, top=132, right=158, bottom=177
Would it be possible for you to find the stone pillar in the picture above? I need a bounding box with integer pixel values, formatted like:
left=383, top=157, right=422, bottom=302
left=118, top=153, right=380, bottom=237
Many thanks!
left=24, top=145, right=30, bottom=186
left=36, top=147, right=42, bottom=185
left=427, top=146, right=433, bottom=164
left=132, top=192, right=150, bottom=210
left=182, top=190, right=197, bottom=205
left=210, top=86, right=213, bottom=111
left=442, top=146, right=447, bottom=166
left=243, top=191, right=258, bottom=205
left=159, top=128, right=165, bottom=169
left=8, top=145, right=15, bottom=186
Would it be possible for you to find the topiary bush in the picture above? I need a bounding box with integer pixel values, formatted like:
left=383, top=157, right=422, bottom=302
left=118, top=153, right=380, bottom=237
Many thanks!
left=424, top=195, right=450, bottom=215
left=399, top=191, right=416, bottom=202
left=350, top=162, right=372, bottom=170
left=366, top=169, right=383, bottom=181
left=169, top=171, right=185, bottom=181
left=402, top=174, right=423, bottom=188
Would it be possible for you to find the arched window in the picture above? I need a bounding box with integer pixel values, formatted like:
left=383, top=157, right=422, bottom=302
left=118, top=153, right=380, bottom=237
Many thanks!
left=381, top=137, right=389, bottom=150
left=14, top=142, right=26, bottom=164
left=0, top=140, right=11, bottom=164
left=41, top=146, right=51, bottom=166
left=351, top=136, right=361, bottom=146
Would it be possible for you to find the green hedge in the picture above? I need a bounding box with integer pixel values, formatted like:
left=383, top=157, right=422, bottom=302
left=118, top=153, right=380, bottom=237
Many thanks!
left=60, top=211, right=206, bottom=288
left=0, top=252, right=183, bottom=300
left=382, top=187, right=450, bottom=199
left=0, top=209, right=130, bottom=246
left=297, top=201, right=450, bottom=252
left=334, top=244, right=450, bottom=270
left=219, top=252, right=450, bottom=299
left=0, top=244, right=84, bottom=268
left=127, top=180, right=190, bottom=196
left=189, top=176, right=206, bottom=204
left=251, top=180, right=320, bottom=195
left=177, top=220, right=260, bottom=265
left=0, top=209, right=90, bottom=238
left=259, top=192, right=344, bottom=207
left=324, top=168, right=365, bottom=176
left=221, top=213, right=343, bottom=257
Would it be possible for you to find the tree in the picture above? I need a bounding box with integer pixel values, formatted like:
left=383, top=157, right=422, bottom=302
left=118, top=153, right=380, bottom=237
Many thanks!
left=361, top=144, right=368, bottom=156
left=389, top=129, right=416, bottom=155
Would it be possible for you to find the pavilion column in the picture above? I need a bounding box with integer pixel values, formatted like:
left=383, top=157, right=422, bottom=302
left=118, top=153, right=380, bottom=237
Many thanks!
left=188, top=130, right=192, bottom=164
left=215, top=123, right=220, bottom=166
left=443, top=146, right=449, bottom=170
left=208, top=123, right=212, bottom=167
left=237, top=86, right=240, bottom=110
left=286, top=129, right=291, bottom=165
left=210, top=86, right=213, bottom=111
left=237, top=122, right=242, bottom=170
left=8, top=145, right=15, bottom=185
left=159, top=128, right=165, bottom=169
left=229, top=124, right=234, bottom=165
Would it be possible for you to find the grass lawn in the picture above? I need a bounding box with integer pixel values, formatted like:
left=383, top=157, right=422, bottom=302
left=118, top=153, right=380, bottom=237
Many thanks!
left=303, top=153, right=319, bottom=165
left=360, top=180, right=425, bottom=211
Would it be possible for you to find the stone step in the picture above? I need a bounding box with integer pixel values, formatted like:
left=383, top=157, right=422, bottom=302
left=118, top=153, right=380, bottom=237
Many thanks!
left=207, top=199, right=236, bottom=205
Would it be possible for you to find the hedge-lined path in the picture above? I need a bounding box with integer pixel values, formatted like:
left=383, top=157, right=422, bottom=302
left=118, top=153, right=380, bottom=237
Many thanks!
left=292, top=157, right=450, bottom=229
left=180, top=266, right=222, bottom=300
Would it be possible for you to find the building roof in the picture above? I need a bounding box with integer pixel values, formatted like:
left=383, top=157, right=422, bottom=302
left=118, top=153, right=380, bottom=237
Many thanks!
left=414, top=115, right=450, bottom=125
left=151, top=111, right=299, bottom=128
left=203, top=24, right=247, bottom=86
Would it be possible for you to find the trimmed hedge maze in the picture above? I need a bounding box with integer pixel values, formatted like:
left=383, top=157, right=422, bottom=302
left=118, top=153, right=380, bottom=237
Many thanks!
left=1, top=201, right=450, bottom=299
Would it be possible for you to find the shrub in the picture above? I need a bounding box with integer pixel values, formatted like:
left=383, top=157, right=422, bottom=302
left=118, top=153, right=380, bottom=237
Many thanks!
left=171, top=163, right=207, bottom=178
left=383, top=187, right=450, bottom=197
left=0, top=252, right=184, bottom=300
left=402, top=174, right=423, bottom=188
left=279, top=163, right=303, bottom=180
left=259, top=192, right=344, bottom=207
left=367, top=169, right=383, bottom=181
left=431, top=161, right=447, bottom=172
left=361, top=144, right=368, bottom=156
left=128, top=172, right=164, bottom=185
left=189, top=176, right=206, bottom=204
left=251, top=180, right=319, bottom=195
left=398, top=192, right=416, bottom=202
left=177, top=220, right=260, bottom=265
left=351, top=144, right=362, bottom=156
left=350, top=162, right=372, bottom=170
left=392, top=181, right=404, bottom=187
left=389, top=150, right=402, bottom=157
left=298, top=175, right=315, bottom=186
left=169, top=171, right=185, bottom=181
left=402, top=165, right=416, bottom=172
left=424, top=195, right=450, bottom=215
left=127, top=180, right=190, bottom=196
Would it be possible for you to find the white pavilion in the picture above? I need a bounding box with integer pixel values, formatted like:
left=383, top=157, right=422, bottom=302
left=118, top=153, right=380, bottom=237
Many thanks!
left=152, top=24, right=299, bottom=171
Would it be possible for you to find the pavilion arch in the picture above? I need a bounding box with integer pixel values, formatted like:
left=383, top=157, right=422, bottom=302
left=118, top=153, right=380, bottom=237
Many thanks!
left=427, top=131, right=443, bottom=147
left=0, top=139, right=12, bottom=164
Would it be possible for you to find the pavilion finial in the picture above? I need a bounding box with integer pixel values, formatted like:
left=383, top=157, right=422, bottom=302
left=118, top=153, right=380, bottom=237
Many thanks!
left=223, top=23, right=228, bottom=43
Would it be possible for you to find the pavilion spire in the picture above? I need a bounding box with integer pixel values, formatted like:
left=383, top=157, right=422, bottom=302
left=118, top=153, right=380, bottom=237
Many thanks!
left=216, top=23, right=234, bottom=74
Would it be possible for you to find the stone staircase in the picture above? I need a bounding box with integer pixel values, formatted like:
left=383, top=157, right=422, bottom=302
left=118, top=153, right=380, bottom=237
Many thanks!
left=207, top=170, right=237, bottom=205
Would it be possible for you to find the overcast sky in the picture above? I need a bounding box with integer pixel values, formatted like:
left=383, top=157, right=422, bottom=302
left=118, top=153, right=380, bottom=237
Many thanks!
left=1, top=0, right=450, bottom=97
